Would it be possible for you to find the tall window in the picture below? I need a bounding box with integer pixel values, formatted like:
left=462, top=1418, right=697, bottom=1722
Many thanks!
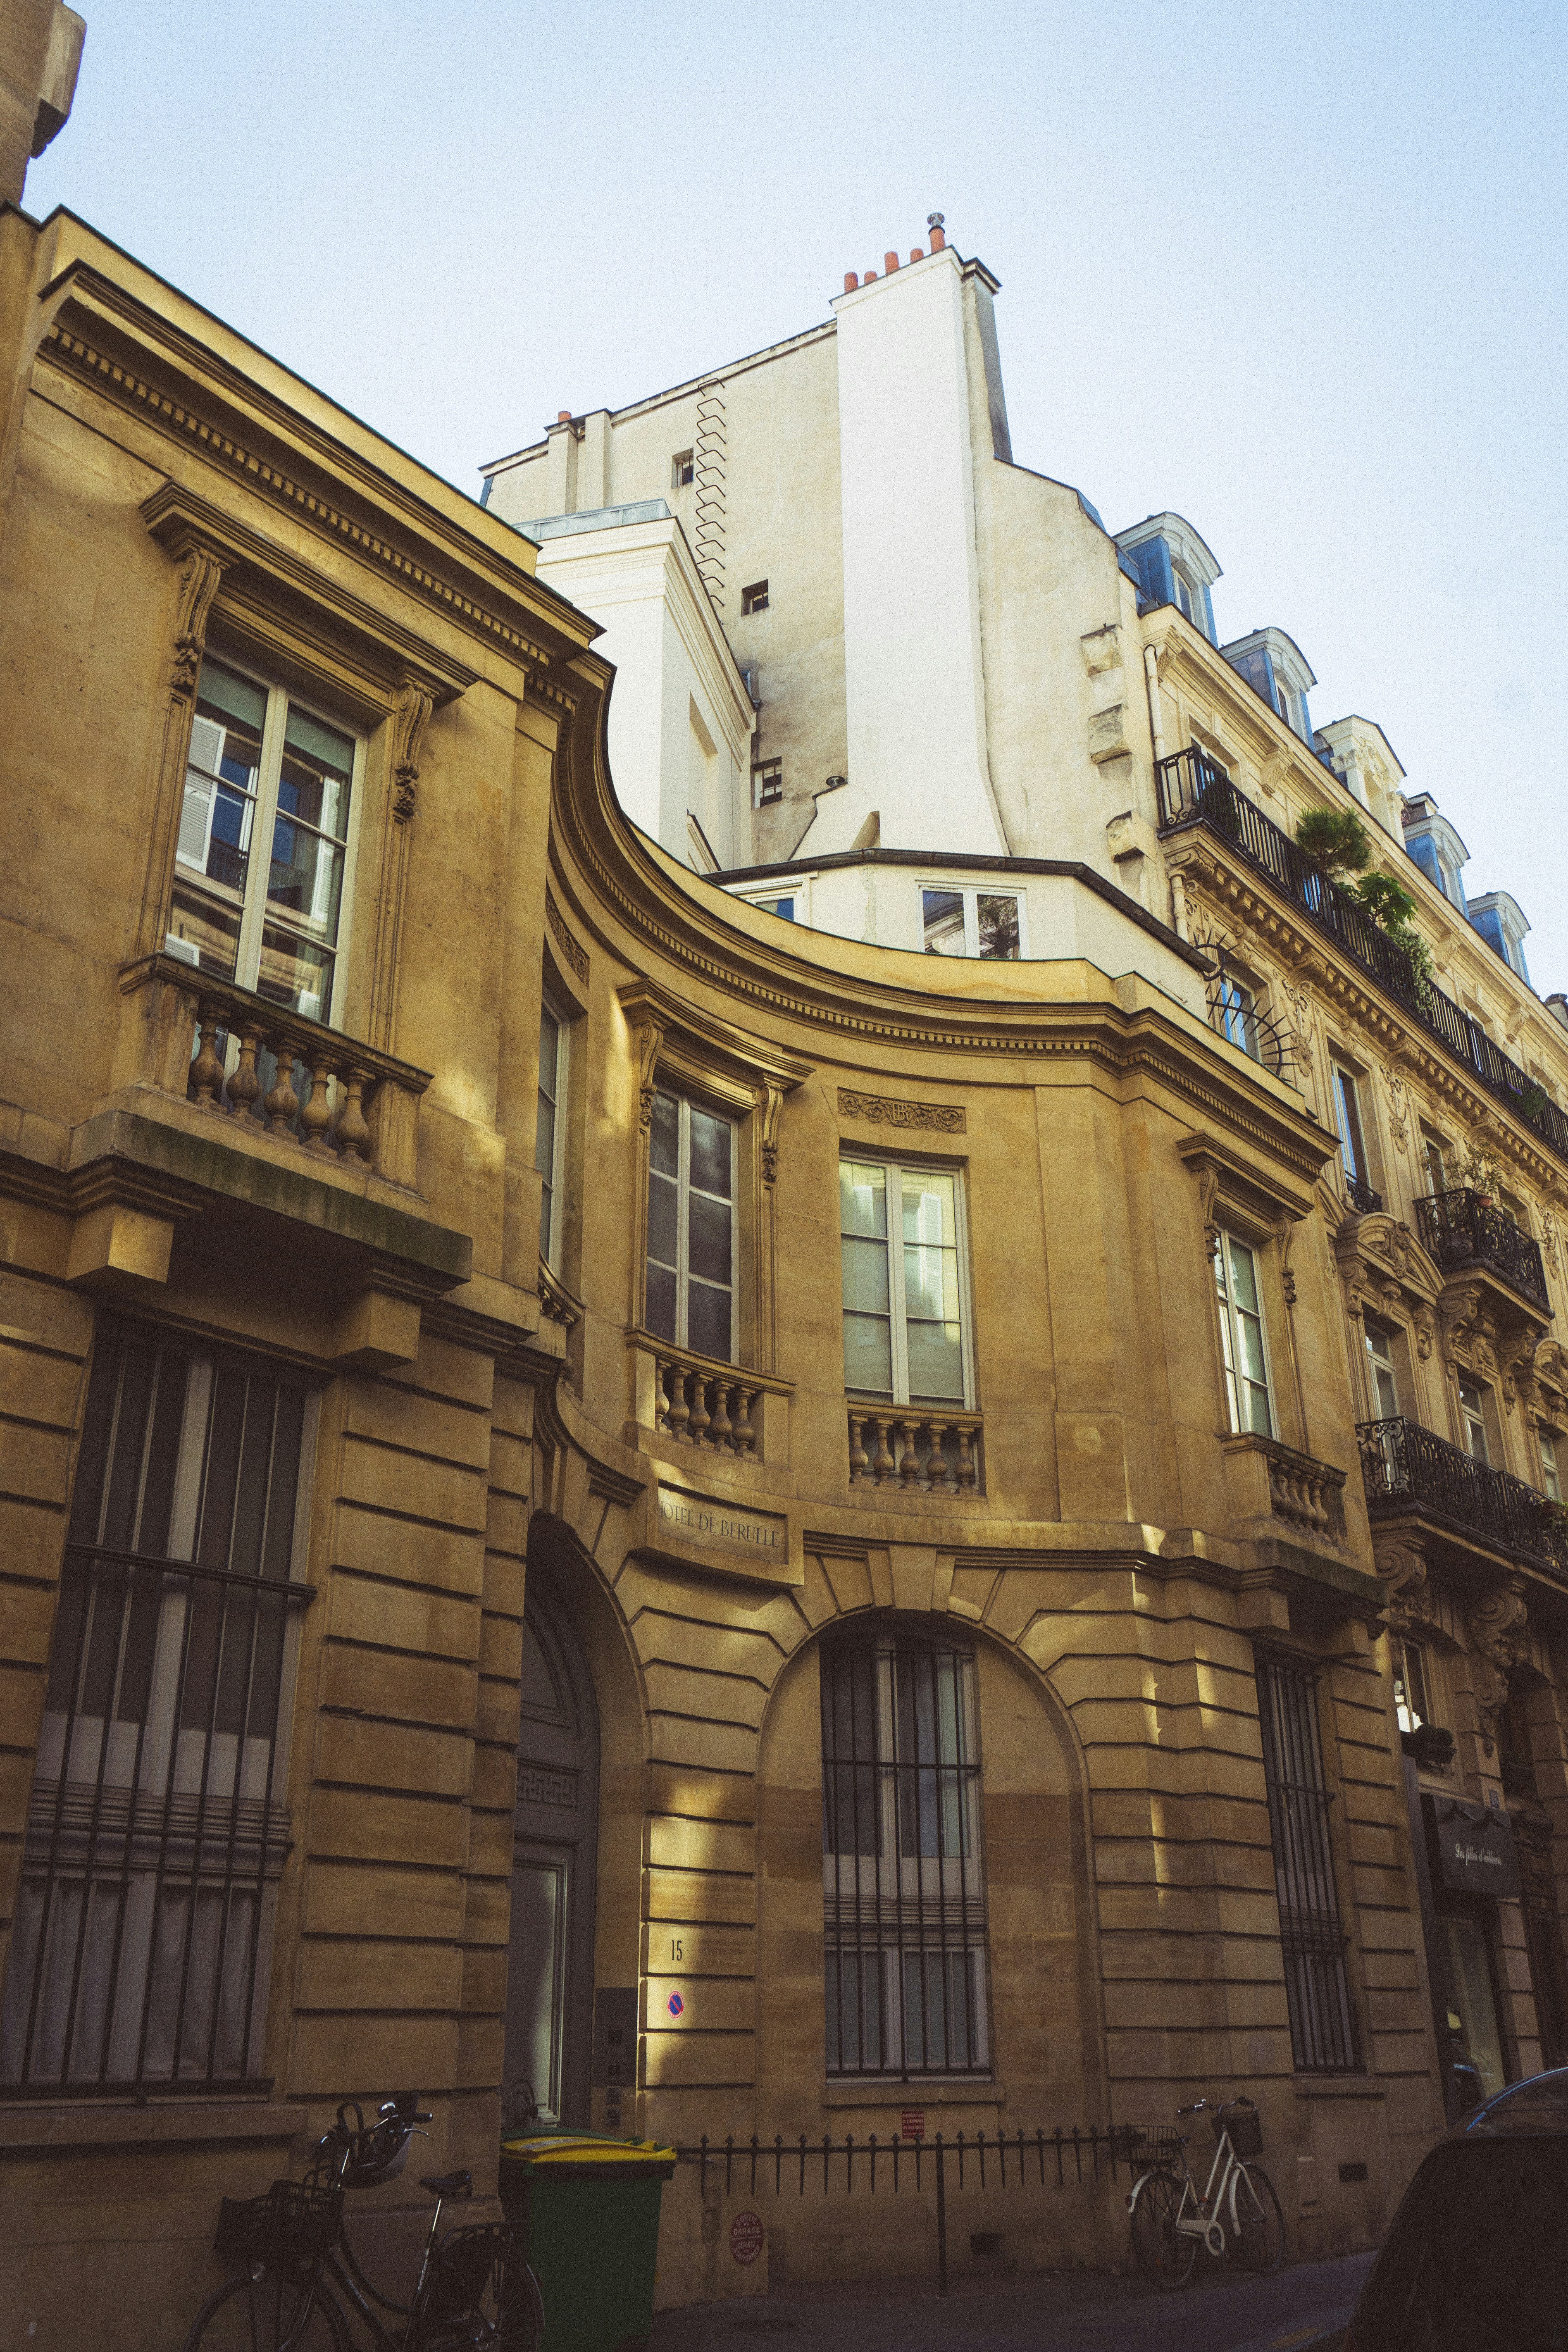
left=820, top=1629, right=988, bottom=2077
left=168, top=653, right=359, bottom=1025
left=536, top=1000, right=567, bottom=1269
left=1215, top=975, right=1260, bottom=1060
left=1422, top=1131, right=1449, bottom=1196
left=921, top=886, right=1022, bottom=960
left=1364, top=1323, right=1400, bottom=1420
left=646, top=1091, right=734, bottom=1360
left=1393, top=1640, right=1435, bottom=1736
left=1215, top=1232, right=1274, bottom=1437
left=840, top=1161, right=969, bottom=1408
left=1539, top=1429, right=1562, bottom=1503
left=1458, top=1377, right=1490, bottom=1464
left=1332, top=1066, right=1374, bottom=1204
left=1255, top=1658, right=1359, bottom=2073
left=0, top=1320, right=316, bottom=2094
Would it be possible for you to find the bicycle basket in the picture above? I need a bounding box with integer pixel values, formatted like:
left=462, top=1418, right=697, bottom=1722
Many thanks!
left=1112, top=2124, right=1182, bottom=2169
left=1213, top=2102, right=1264, bottom=2160
left=214, top=2179, right=343, bottom=2265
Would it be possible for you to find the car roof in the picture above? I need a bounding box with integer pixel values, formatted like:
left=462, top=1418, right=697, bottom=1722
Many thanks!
left=1443, top=2066, right=1568, bottom=2139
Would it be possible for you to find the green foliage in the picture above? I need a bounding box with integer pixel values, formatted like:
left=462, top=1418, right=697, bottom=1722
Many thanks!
left=1353, top=870, right=1418, bottom=931
left=1294, top=807, right=1373, bottom=880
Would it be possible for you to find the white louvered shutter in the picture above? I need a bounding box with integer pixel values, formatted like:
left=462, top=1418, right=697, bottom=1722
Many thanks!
left=176, top=717, right=225, bottom=870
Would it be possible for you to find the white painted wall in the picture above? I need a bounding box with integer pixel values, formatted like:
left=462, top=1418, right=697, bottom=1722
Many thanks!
left=813, top=250, right=1007, bottom=858
left=531, top=517, right=754, bottom=866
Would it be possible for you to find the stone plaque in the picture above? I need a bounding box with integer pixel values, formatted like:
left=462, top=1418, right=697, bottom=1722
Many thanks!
left=655, top=1483, right=786, bottom=1562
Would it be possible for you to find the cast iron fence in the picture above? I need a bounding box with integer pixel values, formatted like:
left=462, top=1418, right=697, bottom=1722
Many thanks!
left=1358, top=1415, right=1568, bottom=1580
left=1346, top=1174, right=1383, bottom=1216
left=677, top=2123, right=1179, bottom=2295
left=1413, top=1188, right=1550, bottom=1311
left=1156, top=747, right=1568, bottom=1170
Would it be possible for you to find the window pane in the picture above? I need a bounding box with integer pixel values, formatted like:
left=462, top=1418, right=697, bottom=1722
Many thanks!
left=646, top=1170, right=678, bottom=1272
left=976, top=895, right=1020, bottom=960
left=922, top=889, right=965, bottom=955
left=688, top=1191, right=732, bottom=1286
left=1235, top=1306, right=1268, bottom=1387
left=167, top=877, right=241, bottom=981
left=256, top=922, right=334, bottom=1023
left=279, top=705, right=353, bottom=841
left=535, top=1095, right=556, bottom=1188
left=687, top=1279, right=730, bottom=1362
left=901, top=1172, right=955, bottom=1251
left=267, top=814, right=345, bottom=946
left=688, top=1108, right=732, bottom=1201
left=1227, top=1238, right=1261, bottom=1316
left=645, top=1262, right=677, bottom=1342
left=539, top=1009, right=560, bottom=1103
left=840, top=1163, right=888, bottom=1240
left=840, top=1236, right=890, bottom=1316
left=906, top=1319, right=965, bottom=1403
left=843, top=1313, right=893, bottom=1397
left=649, top=1091, right=679, bottom=1179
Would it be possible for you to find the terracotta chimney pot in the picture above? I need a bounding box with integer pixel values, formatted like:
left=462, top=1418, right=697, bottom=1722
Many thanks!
left=556, top=410, right=572, bottom=423
left=910, top=248, right=924, bottom=263
left=929, top=226, right=946, bottom=251
left=884, top=250, right=899, bottom=272
left=863, top=268, right=876, bottom=282
left=844, top=272, right=858, bottom=291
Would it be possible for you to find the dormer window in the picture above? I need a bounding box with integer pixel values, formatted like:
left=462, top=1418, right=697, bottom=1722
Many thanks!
left=1221, top=628, right=1315, bottom=746
left=1112, top=512, right=1221, bottom=646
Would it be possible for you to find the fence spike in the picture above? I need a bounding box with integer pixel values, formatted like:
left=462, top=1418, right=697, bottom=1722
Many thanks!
left=846, top=2131, right=854, bottom=2194
left=822, top=2131, right=831, bottom=2194
left=870, top=2130, right=877, bottom=2194
left=750, top=2133, right=760, bottom=2194
left=798, top=2132, right=807, bottom=2194
left=725, top=2133, right=734, bottom=2195
left=774, top=2133, right=783, bottom=2195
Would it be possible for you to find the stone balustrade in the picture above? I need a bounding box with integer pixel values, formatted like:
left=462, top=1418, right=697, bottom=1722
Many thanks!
left=1222, top=1429, right=1347, bottom=1546
left=848, top=1406, right=983, bottom=1495
left=115, top=953, right=431, bottom=1188
left=629, top=1332, right=793, bottom=1464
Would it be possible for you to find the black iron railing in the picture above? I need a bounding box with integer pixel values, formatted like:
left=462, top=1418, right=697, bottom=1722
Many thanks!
left=1346, top=1174, right=1383, bottom=1215
left=678, top=2124, right=1165, bottom=2297
left=1156, top=747, right=1568, bottom=1170
left=1357, top=1416, right=1568, bottom=1580
left=1255, top=1660, right=1360, bottom=2074
left=1414, top=1188, right=1551, bottom=1311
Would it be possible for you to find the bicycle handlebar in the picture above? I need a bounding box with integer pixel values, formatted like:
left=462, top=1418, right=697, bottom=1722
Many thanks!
left=318, top=2092, right=432, bottom=2188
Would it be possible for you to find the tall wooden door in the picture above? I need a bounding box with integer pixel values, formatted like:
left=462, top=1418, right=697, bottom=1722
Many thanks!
left=502, top=1565, right=599, bottom=2128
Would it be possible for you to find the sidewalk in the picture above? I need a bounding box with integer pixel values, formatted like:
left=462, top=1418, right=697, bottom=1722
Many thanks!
left=651, top=2250, right=1372, bottom=2352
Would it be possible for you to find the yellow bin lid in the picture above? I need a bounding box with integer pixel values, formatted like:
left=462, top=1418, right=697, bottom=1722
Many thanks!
left=500, top=2132, right=676, bottom=2174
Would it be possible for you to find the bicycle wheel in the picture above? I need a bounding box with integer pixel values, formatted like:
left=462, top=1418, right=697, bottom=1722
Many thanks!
left=1231, top=2162, right=1285, bottom=2276
left=412, top=2224, right=544, bottom=2349
left=183, top=2266, right=349, bottom=2352
left=1130, top=2170, right=1196, bottom=2292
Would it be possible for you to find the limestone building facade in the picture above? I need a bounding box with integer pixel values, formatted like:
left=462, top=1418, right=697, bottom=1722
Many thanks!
left=0, top=181, right=1566, bottom=2352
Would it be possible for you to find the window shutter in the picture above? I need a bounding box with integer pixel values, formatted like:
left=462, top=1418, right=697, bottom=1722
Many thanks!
left=176, top=717, right=225, bottom=870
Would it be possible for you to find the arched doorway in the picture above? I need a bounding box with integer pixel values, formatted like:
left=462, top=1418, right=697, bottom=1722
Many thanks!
left=502, top=1561, right=599, bottom=2128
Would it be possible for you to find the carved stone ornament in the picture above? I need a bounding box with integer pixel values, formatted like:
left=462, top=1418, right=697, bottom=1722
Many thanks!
left=1542, top=1211, right=1562, bottom=1279
left=545, top=888, right=589, bottom=985
left=762, top=1081, right=784, bottom=1186
left=837, top=1089, right=966, bottom=1134
left=1374, top=1533, right=1433, bottom=1628
left=390, top=672, right=435, bottom=826
left=1195, top=1164, right=1221, bottom=1263
left=1500, top=1324, right=1546, bottom=1415
left=635, top=1014, right=666, bottom=1131
left=170, top=547, right=227, bottom=698
left=1468, top=1582, right=1531, bottom=1757
left=1379, top=1061, right=1411, bottom=1155
left=1270, top=1213, right=1298, bottom=1308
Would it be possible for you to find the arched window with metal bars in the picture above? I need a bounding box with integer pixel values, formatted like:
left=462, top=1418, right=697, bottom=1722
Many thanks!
left=820, top=1625, right=989, bottom=2078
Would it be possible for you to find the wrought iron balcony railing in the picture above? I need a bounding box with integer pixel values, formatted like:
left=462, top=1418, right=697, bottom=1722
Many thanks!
left=1156, top=747, right=1568, bottom=1171
left=1414, top=1188, right=1550, bottom=1312
left=1357, top=1415, right=1568, bottom=1580
left=1346, top=1174, right=1383, bottom=1216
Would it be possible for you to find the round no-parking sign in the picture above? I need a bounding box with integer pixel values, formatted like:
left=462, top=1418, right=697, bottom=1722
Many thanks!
left=729, top=2210, right=764, bottom=2266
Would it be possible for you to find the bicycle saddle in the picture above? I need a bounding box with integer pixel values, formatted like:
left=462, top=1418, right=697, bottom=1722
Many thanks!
left=420, top=2170, right=473, bottom=2199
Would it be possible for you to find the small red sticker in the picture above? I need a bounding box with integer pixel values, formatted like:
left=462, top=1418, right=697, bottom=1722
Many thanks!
left=730, top=2210, right=765, bottom=2265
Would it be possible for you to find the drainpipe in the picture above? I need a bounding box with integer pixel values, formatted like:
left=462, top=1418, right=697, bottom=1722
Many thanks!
left=1143, top=643, right=1167, bottom=764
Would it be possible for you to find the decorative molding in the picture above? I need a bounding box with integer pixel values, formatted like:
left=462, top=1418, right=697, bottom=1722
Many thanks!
left=539, top=1259, right=582, bottom=1330
left=837, top=1089, right=966, bottom=1135
left=389, top=672, right=434, bottom=826
left=762, top=1081, right=784, bottom=1185
left=1378, top=1060, right=1412, bottom=1155
left=545, top=888, right=589, bottom=984
left=633, top=1010, right=665, bottom=1131
left=1373, top=1533, right=1433, bottom=1628
left=517, top=1762, right=579, bottom=1808
left=170, top=545, right=228, bottom=699
left=1468, top=1582, right=1531, bottom=1756
left=1271, top=1213, right=1299, bottom=1308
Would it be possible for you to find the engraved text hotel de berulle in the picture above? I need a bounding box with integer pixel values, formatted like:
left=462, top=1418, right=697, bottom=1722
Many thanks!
left=657, top=1485, right=783, bottom=1554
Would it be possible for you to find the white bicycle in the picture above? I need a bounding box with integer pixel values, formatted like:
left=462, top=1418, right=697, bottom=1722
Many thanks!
left=1124, top=2095, right=1285, bottom=2291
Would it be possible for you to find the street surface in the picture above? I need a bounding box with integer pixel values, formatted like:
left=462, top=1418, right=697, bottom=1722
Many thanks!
left=651, top=2250, right=1372, bottom=2352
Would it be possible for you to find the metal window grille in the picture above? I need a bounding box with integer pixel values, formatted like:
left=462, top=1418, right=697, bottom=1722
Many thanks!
left=1255, top=1658, right=1360, bottom=2074
left=0, top=1318, right=317, bottom=2096
left=821, top=1630, right=989, bottom=2077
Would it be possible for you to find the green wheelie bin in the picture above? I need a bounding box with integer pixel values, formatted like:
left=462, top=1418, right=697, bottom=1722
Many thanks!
left=499, top=2129, right=677, bottom=2350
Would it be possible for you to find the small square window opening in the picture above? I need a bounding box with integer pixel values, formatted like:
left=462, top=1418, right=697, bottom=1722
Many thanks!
left=741, top=580, right=770, bottom=615
left=672, top=451, right=695, bottom=488
left=753, top=760, right=782, bottom=808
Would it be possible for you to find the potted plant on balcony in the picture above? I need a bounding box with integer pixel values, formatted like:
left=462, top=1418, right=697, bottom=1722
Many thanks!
left=1294, top=809, right=1437, bottom=1007
left=1458, top=1142, right=1502, bottom=1208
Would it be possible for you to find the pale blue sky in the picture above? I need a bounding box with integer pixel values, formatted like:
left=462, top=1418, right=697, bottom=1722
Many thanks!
left=29, top=1, right=1567, bottom=987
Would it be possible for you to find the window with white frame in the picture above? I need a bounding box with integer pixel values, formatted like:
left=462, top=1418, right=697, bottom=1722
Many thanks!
left=0, top=1318, right=317, bottom=2093
left=1364, top=1321, right=1401, bottom=1420
left=672, top=450, right=695, bottom=488
left=1394, top=1639, right=1436, bottom=1736
left=536, top=998, right=568, bottom=1270
left=821, top=1626, right=989, bottom=2076
left=920, top=886, right=1023, bottom=961
left=743, top=894, right=795, bottom=923
left=1215, top=1231, right=1274, bottom=1437
left=840, top=1160, right=970, bottom=1408
left=167, top=653, right=360, bottom=1025
left=1332, top=1065, right=1373, bottom=1198
left=646, top=1091, right=735, bottom=1360
left=1540, top=1428, right=1563, bottom=1503
left=1458, top=1376, right=1490, bottom=1464
left=1215, top=974, right=1261, bottom=1060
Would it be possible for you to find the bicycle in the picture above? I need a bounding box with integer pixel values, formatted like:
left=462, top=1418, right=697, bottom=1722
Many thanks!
left=182, top=2090, right=546, bottom=2350
left=1122, top=2095, right=1286, bottom=2291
